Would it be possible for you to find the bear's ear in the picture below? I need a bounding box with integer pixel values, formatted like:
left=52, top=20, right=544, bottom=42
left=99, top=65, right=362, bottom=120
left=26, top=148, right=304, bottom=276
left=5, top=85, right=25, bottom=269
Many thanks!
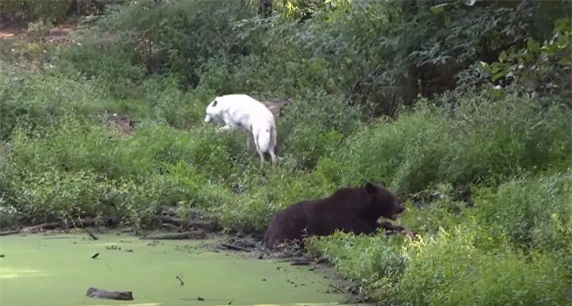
left=365, top=182, right=376, bottom=194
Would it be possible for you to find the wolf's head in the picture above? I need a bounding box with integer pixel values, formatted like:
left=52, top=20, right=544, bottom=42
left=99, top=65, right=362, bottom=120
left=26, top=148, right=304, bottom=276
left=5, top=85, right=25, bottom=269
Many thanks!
left=204, top=98, right=220, bottom=123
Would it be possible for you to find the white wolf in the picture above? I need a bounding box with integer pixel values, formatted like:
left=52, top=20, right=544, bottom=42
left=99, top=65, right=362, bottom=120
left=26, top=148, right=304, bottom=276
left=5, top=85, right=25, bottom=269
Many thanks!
left=204, top=94, right=278, bottom=164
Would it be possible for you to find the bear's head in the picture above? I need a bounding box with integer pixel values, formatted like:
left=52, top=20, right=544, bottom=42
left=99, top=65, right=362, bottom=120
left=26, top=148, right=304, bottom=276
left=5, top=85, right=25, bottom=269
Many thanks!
left=364, top=182, right=405, bottom=221
left=204, top=98, right=220, bottom=123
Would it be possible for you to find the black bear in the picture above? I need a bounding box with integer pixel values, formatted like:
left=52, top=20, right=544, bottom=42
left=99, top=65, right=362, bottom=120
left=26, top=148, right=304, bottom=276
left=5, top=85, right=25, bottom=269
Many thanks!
left=263, top=182, right=407, bottom=249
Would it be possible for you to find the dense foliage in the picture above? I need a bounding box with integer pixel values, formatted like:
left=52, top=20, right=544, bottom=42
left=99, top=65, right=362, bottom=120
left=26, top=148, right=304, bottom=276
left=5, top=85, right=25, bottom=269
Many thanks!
left=1, top=0, right=570, bottom=304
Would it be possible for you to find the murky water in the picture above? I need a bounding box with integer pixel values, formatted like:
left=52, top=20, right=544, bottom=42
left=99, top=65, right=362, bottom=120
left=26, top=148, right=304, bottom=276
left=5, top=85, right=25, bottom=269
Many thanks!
left=0, top=232, right=363, bottom=306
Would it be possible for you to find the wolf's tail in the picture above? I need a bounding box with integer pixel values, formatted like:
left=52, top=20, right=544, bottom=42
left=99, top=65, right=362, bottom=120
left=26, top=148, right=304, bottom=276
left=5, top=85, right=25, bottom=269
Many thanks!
left=254, top=123, right=277, bottom=155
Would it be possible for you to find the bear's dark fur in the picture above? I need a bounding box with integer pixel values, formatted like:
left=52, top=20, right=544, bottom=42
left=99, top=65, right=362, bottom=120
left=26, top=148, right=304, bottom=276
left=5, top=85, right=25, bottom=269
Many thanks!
left=263, top=182, right=406, bottom=250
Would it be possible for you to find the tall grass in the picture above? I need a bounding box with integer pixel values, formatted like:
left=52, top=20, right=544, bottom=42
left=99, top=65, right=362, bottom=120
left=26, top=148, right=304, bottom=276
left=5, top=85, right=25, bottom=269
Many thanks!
left=320, top=91, right=571, bottom=195
left=1, top=1, right=571, bottom=304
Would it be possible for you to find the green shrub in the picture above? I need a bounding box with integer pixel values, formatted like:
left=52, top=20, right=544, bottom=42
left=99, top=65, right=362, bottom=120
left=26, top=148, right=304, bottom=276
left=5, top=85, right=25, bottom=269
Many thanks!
left=318, top=100, right=451, bottom=194
left=6, top=113, right=246, bottom=181
left=59, top=42, right=146, bottom=99
left=393, top=226, right=571, bottom=306
left=1, top=111, right=251, bottom=228
left=442, top=91, right=572, bottom=186
left=196, top=52, right=337, bottom=99
left=67, top=0, right=255, bottom=87
left=1, top=158, right=235, bottom=228
left=307, top=231, right=408, bottom=284
left=0, top=201, right=22, bottom=229
left=0, top=0, right=72, bottom=23
left=147, top=161, right=234, bottom=210
left=0, top=66, right=107, bottom=140
left=112, top=122, right=245, bottom=181
left=140, top=77, right=208, bottom=128
left=319, top=90, right=572, bottom=196
left=278, top=89, right=361, bottom=169
left=3, top=167, right=111, bottom=223
left=400, top=184, right=468, bottom=236
left=308, top=176, right=572, bottom=305
left=216, top=168, right=335, bottom=233
left=471, top=171, right=572, bottom=252
left=7, top=114, right=117, bottom=176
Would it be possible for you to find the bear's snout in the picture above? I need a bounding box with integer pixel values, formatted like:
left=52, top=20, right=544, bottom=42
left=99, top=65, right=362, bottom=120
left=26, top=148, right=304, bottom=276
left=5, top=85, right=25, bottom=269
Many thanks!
left=389, top=204, right=405, bottom=220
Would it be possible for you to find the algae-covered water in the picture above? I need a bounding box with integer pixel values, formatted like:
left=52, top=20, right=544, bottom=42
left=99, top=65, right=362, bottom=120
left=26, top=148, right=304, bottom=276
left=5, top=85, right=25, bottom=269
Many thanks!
left=0, top=232, right=357, bottom=306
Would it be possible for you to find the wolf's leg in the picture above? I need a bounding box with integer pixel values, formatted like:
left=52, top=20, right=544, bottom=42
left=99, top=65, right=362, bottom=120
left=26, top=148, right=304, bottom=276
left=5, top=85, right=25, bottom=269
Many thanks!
left=218, top=124, right=232, bottom=132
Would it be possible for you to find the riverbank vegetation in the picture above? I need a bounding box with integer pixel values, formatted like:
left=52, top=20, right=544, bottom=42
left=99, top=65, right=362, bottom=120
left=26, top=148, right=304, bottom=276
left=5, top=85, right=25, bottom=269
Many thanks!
left=1, top=0, right=571, bottom=304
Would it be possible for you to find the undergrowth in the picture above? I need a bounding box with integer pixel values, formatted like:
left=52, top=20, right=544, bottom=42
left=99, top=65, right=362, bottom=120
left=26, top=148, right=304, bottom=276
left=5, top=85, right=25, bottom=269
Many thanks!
left=1, top=0, right=571, bottom=304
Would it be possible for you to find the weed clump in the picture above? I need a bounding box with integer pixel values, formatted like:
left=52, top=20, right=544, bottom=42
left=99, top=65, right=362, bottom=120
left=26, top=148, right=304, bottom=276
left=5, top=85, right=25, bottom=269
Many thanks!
left=1, top=0, right=571, bottom=304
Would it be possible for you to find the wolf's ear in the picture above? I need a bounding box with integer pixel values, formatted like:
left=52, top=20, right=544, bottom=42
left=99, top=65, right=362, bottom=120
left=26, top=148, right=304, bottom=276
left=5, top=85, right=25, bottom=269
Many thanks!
left=211, top=99, right=218, bottom=107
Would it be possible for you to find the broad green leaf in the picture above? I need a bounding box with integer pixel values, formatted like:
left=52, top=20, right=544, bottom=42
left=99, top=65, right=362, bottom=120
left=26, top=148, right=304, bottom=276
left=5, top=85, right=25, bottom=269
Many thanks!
left=526, top=39, right=540, bottom=53
left=541, top=44, right=560, bottom=55
left=492, top=71, right=506, bottom=82
left=477, top=61, right=492, bottom=74
left=498, top=51, right=508, bottom=62
left=430, top=4, right=448, bottom=14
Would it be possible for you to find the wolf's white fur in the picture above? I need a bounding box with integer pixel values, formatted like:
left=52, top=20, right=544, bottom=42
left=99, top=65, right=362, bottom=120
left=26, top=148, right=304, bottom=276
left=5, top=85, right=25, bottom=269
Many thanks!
left=204, top=94, right=278, bottom=164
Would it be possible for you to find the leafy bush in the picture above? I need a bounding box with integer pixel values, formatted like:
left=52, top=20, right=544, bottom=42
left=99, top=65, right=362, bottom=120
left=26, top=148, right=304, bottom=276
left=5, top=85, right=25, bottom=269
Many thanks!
left=318, top=100, right=452, bottom=194
left=0, top=0, right=72, bottom=23
left=319, top=89, right=571, bottom=195
left=471, top=171, right=572, bottom=253
left=276, top=89, right=361, bottom=169
left=400, top=184, right=469, bottom=236
left=65, top=0, right=255, bottom=87
left=6, top=114, right=117, bottom=176
left=311, top=171, right=572, bottom=305
left=5, top=112, right=245, bottom=179
left=441, top=90, right=572, bottom=186
left=216, top=169, right=335, bottom=233
left=307, top=231, right=408, bottom=284
left=1, top=1, right=571, bottom=305
left=59, top=41, right=147, bottom=99
left=3, top=167, right=111, bottom=223
left=0, top=65, right=107, bottom=140
left=392, top=226, right=571, bottom=306
left=0, top=0, right=127, bottom=23
left=0, top=113, right=247, bottom=226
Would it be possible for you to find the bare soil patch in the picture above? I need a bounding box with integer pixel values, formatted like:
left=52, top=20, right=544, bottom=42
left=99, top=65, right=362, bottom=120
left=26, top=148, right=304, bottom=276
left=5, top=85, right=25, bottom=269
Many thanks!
left=46, top=24, right=76, bottom=46
left=0, top=20, right=76, bottom=45
left=0, top=20, right=27, bottom=40
left=105, top=113, right=136, bottom=136
left=261, top=97, right=294, bottom=118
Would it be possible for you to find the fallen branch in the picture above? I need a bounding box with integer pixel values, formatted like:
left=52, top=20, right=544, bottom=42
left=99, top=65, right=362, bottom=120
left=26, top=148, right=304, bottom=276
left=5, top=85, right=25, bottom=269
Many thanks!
left=21, top=222, right=63, bottom=233
left=86, top=287, right=133, bottom=301
left=157, top=215, right=182, bottom=226
left=186, top=220, right=216, bottom=230
left=140, top=230, right=207, bottom=240
left=220, top=243, right=251, bottom=252
left=85, top=228, right=98, bottom=240
left=0, top=218, right=101, bottom=236
left=156, top=215, right=214, bottom=230
left=289, top=258, right=311, bottom=266
left=328, top=284, right=345, bottom=294
left=0, top=230, right=20, bottom=236
left=161, top=223, right=180, bottom=232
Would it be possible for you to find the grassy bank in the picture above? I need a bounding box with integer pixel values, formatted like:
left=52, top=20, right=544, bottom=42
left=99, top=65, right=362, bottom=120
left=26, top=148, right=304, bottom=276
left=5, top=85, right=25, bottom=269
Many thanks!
left=1, top=0, right=571, bottom=304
